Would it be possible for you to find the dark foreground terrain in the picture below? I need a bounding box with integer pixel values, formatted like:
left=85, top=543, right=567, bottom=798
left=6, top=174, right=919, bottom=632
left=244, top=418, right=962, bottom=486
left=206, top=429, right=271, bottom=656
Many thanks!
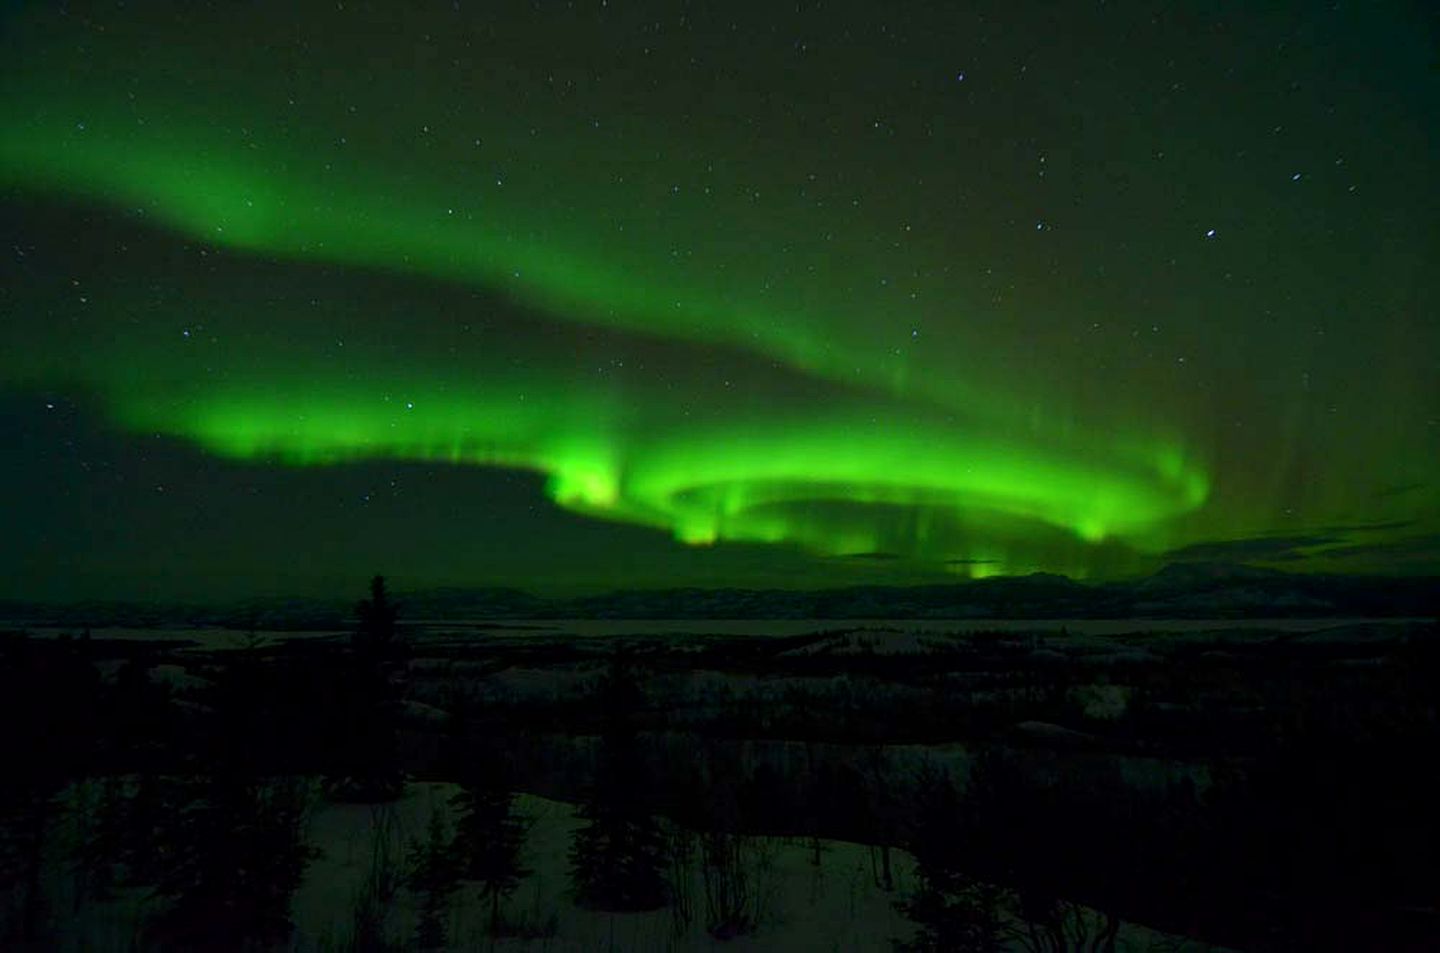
left=1, top=598, right=1437, bottom=950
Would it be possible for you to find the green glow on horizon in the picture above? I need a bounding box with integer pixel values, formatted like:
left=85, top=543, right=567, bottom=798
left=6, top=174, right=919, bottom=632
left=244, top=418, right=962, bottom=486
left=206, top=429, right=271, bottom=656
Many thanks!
left=106, top=377, right=1208, bottom=578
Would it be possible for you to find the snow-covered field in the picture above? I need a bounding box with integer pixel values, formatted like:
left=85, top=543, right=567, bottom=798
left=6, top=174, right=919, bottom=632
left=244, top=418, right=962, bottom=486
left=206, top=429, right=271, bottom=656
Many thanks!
left=297, top=784, right=1235, bottom=952
left=48, top=781, right=1232, bottom=952
left=296, top=783, right=918, bottom=952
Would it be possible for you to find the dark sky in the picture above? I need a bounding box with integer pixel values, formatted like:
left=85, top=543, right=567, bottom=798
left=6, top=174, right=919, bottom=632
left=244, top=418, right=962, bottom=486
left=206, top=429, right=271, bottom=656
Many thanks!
left=2, top=1, right=1437, bottom=600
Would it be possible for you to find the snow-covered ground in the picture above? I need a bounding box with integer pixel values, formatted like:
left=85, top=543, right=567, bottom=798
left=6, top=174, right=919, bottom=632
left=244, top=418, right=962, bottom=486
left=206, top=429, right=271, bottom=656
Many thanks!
left=294, top=782, right=920, bottom=952
left=47, top=780, right=1233, bottom=951
left=293, top=783, right=1233, bottom=952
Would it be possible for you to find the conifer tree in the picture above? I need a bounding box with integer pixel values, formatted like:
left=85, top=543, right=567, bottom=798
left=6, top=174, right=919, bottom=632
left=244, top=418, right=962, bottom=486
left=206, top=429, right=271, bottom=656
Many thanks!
left=451, top=771, right=531, bottom=935
left=570, top=651, right=669, bottom=911
left=406, top=809, right=461, bottom=950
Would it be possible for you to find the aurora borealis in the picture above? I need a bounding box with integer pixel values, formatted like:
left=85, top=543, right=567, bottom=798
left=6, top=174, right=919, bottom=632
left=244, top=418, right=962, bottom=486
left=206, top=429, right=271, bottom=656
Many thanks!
left=2, top=2, right=1436, bottom=599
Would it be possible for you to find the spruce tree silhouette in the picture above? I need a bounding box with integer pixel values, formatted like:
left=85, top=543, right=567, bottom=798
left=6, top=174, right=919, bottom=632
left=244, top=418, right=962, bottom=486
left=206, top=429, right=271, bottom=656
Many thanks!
left=146, top=776, right=313, bottom=952
left=354, top=575, right=401, bottom=657
left=896, top=762, right=1008, bottom=952
left=146, top=641, right=315, bottom=951
left=406, top=809, right=461, bottom=950
left=570, top=650, right=669, bottom=911
left=324, top=575, right=406, bottom=801
left=451, top=765, right=531, bottom=935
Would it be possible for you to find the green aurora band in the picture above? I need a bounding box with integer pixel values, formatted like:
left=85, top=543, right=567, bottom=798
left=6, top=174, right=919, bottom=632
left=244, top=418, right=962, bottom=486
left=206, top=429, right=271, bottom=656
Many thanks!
left=0, top=101, right=1208, bottom=575
left=3, top=3, right=1434, bottom=583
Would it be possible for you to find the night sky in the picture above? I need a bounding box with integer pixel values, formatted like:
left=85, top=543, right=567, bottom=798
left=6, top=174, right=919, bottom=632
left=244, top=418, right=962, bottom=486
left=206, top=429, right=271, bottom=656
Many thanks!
left=2, top=1, right=1437, bottom=601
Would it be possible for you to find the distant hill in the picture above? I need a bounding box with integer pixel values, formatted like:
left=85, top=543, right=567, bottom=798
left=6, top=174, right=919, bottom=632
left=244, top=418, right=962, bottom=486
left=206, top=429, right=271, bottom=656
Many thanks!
left=2, top=564, right=1435, bottom=628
